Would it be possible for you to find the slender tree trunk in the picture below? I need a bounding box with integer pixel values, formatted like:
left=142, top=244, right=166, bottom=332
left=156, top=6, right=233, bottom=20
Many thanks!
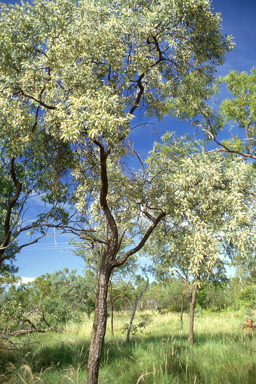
left=86, top=138, right=166, bottom=384
left=109, top=279, right=126, bottom=336
left=110, top=299, right=114, bottom=336
left=110, top=296, right=124, bottom=336
left=126, top=277, right=149, bottom=346
left=180, top=280, right=187, bottom=331
left=87, top=266, right=112, bottom=384
left=109, top=280, right=114, bottom=336
left=180, top=294, right=185, bottom=331
left=253, top=285, right=256, bottom=305
left=188, top=283, right=198, bottom=345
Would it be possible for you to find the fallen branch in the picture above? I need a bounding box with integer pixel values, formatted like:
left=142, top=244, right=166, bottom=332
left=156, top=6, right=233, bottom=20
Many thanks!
left=9, top=328, right=64, bottom=337
left=0, top=307, right=64, bottom=350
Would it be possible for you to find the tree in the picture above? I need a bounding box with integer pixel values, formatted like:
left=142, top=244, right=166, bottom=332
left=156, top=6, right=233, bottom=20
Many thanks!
left=126, top=271, right=150, bottom=346
left=109, top=268, right=137, bottom=336
left=0, top=268, right=94, bottom=325
left=71, top=237, right=138, bottom=330
left=45, top=268, right=95, bottom=322
left=0, top=101, right=74, bottom=274
left=169, top=67, right=256, bottom=161
left=0, top=0, right=232, bottom=382
left=167, top=67, right=256, bottom=304
left=196, top=281, right=227, bottom=311
left=0, top=270, right=86, bottom=349
left=145, top=134, right=256, bottom=344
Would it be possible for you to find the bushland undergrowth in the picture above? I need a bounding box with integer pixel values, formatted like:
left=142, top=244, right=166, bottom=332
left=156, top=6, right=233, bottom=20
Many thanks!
left=1, top=310, right=256, bottom=384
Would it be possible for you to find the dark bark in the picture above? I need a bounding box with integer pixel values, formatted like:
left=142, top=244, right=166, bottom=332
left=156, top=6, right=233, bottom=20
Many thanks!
left=0, top=158, right=22, bottom=265
left=126, top=277, right=149, bottom=346
left=188, top=283, right=198, bottom=345
left=86, top=142, right=166, bottom=384
left=86, top=143, right=119, bottom=383
left=87, top=266, right=112, bottom=384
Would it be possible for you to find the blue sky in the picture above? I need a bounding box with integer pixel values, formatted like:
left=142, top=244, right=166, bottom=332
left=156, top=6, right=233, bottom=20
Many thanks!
left=1, top=0, right=256, bottom=280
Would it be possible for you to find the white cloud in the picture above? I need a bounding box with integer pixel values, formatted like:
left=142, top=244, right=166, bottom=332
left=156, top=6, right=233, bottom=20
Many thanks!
left=20, top=277, right=36, bottom=284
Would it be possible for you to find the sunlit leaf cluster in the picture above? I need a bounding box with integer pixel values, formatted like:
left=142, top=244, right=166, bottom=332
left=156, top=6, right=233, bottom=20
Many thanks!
left=144, top=134, right=256, bottom=281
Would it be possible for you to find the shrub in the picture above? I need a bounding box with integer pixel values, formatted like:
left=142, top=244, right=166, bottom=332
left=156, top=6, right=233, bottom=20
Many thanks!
left=42, top=298, right=82, bottom=327
left=237, top=286, right=256, bottom=309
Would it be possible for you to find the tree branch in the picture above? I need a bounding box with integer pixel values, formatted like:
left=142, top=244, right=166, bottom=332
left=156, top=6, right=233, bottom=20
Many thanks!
left=112, top=211, right=166, bottom=268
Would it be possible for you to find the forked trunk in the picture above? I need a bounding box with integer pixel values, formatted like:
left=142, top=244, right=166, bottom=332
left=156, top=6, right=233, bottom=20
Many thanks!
left=87, top=266, right=112, bottom=384
left=188, top=283, right=198, bottom=345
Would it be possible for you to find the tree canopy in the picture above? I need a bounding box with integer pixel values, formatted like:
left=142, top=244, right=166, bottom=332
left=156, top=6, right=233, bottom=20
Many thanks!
left=168, top=66, right=256, bottom=160
left=0, top=0, right=232, bottom=142
left=0, top=0, right=235, bottom=382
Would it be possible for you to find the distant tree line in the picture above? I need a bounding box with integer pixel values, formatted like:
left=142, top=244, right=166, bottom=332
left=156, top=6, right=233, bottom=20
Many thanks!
left=1, top=268, right=256, bottom=329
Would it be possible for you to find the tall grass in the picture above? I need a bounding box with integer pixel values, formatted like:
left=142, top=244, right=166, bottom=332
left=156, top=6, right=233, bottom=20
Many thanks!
left=1, top=310, right=256, bottom=383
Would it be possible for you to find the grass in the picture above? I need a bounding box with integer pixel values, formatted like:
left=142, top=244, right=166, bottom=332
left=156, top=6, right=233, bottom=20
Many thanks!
left=1, top=309, right=256, bottom=383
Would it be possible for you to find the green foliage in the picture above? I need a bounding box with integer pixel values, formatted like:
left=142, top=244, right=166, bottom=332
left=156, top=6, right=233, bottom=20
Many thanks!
left=145, top=134, right=256, bottom=288
left=0, top=122, right=72, bottom=273
left=122, top=313, right=152, bottom=336
left=0, top=0, right=231, bottom=142
left=0, top=299, right=23, bottom=326
left=0, top=273, right=21, bottom=294
left=195, top=286, right=207, bottom=308
left=169, top=65, right=256, bottom=163
left=0, top=269, right=96, bottom=330
left=0, top=0, right=232, bottom=274
left=0, top=274, right=33, bottom=312
left=167, top=303, right=182, bottom=312
left=202, top=283, right=228, bottom=311
left=41, top=297, right=82, bottom=327
left=237, top=286, right=256, bottom=309
left=150, top=279, right=190, bottom=312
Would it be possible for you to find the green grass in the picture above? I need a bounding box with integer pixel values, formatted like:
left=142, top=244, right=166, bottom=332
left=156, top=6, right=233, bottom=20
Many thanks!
left=1, top=310, right=256, bottom=383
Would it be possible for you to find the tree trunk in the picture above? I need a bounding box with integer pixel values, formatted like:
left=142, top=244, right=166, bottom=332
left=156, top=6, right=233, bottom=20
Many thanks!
left=87, top=266, right=112, bottom=384
left=110, top=295, right=123, bottom=336
left=86, top=135, right=166, bottom=384
left=126, top=277, right=149, bottom=346
left=110, top=298, right=114, bottom=336
left=253, top=285, right=256, bottom=305
left=108, top=279, right=114, bottom=336
left=180, top=280, right=187, bottom=331
left=188, top=283, right=198, bottom=345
